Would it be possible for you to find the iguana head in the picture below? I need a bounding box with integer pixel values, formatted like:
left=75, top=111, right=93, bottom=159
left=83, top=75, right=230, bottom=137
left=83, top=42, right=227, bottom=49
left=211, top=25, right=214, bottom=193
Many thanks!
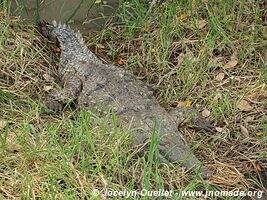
left=36, top=20, right=59, bottom=44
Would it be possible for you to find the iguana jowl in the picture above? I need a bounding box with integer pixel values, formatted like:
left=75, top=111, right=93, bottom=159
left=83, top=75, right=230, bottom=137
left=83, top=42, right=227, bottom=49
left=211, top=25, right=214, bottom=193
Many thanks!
left=38, top=20, right=212, bottom=177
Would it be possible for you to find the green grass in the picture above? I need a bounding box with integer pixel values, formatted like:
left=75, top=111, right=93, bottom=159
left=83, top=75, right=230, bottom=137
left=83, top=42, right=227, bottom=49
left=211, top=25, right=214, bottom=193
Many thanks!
left=1, top=0, right=267, bottom=199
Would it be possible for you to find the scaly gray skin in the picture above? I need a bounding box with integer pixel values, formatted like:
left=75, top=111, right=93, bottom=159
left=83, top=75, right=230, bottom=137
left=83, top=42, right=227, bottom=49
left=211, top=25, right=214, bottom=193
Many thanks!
left=37, top=20, right=213, bottom=177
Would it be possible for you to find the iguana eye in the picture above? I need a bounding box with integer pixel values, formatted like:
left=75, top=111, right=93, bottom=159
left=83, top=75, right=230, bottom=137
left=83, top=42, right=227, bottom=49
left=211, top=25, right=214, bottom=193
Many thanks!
left=54, top=47, right=61, bottom=54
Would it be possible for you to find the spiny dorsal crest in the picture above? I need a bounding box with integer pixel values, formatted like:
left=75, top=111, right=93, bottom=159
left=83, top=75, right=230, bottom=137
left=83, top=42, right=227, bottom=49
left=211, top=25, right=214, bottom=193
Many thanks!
left=51, top=20, right=89, bottom=54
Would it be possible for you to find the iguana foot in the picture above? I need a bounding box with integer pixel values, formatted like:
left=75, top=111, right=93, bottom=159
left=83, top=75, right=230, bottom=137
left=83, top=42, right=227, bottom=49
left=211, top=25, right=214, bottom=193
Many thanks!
left=44, top=97, right=63, bottom=112
left=169, top=107, right=214, bottom=133
left=199, top=165, right=214, bottom=178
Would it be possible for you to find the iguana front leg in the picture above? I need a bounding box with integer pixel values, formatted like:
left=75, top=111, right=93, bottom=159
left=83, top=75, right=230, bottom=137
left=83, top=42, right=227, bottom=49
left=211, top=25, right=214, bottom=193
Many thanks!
left=45, top=74, right=82, bottom=112
left=169, top=107, right=214, bottom=132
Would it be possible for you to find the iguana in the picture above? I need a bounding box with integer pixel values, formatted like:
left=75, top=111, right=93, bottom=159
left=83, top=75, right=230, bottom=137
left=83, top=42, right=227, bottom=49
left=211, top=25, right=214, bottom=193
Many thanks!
left=37, top=20, right=213, bottom=177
